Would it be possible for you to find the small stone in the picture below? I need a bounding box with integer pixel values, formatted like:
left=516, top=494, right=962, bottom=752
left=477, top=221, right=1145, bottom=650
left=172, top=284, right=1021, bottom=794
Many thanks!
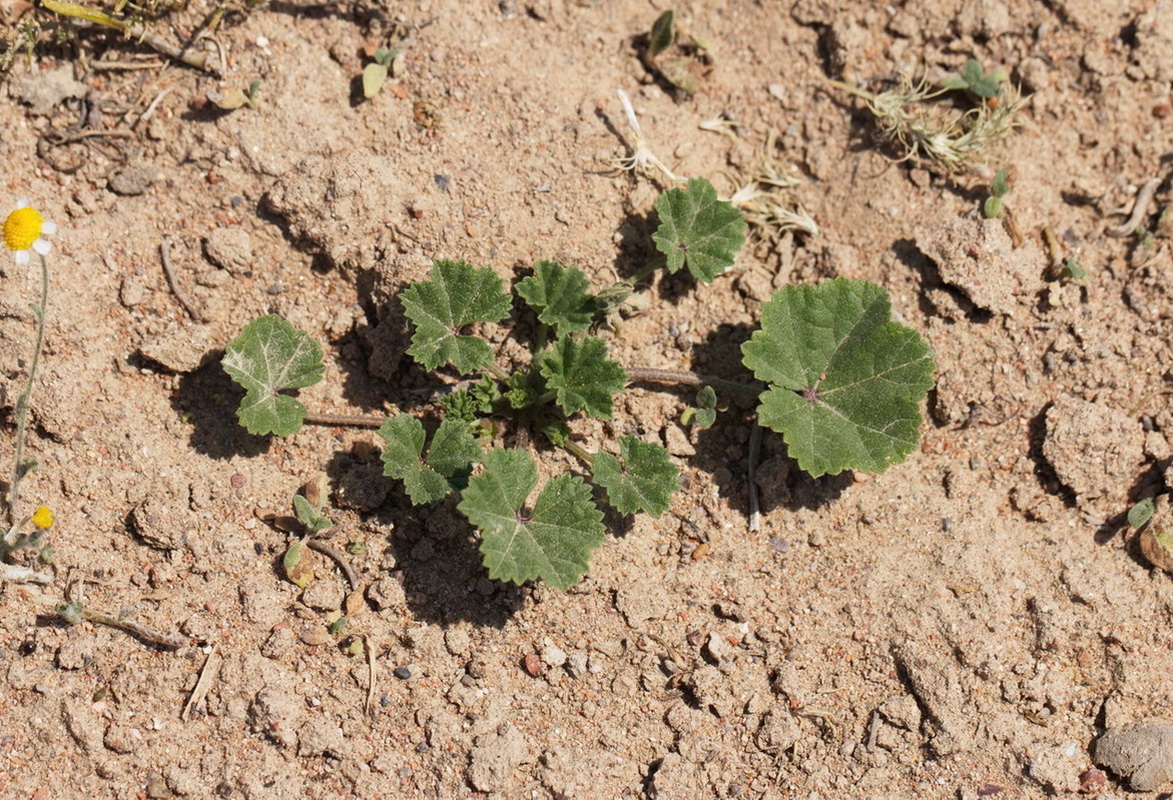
left=565, top=652, right=589, bottom=678
left=522, top=653, right=542, bottom=677
left=664, top=424, right=696, bottom=457
left=203, top=227, right=254, bottom=275
left=119, top=275, right=146, bottom=307
left=704, top=631, right=733, bottom=665
left=1093, top=720, right=1173, bottom=791
left=108, top=163, right=158, bottom=196
left=393, top=666, right=412, bottom=680
left=145, top=774, right=171, bottom=799
left=300, top=626, right=332, bottom=646
left=1079, top=768, right=1107, bottom=793
left=541, top=642, right=567, bottom=668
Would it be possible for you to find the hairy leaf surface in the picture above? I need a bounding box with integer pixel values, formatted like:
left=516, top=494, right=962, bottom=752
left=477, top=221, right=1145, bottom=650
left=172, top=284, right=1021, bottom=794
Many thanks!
left=593, top=436, right=678, bottom=516
left=222, top=315, right=325, bottom=436
left=459, top=448, right=604, bottom=590
left=400, top=260, right=511, bottom=373
left=516, top=261, right=597, bottom=334
left=652, top=177, right=746, bottom=282
left=741, top=278, right=935, bottom=477
left=538, top=336, right=626, bottom=419
left=380, top=416, right=480, bottom=505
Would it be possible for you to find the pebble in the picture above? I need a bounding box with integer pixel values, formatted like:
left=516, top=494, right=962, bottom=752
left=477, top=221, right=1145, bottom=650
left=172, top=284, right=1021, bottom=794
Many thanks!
left=522, top=654, right=542, bottom=677
left=664, top=424, right=696, bottom=457
left=541, top=642, right=567, bottom=668
left=1093, top=720, right=1173, bottom=791
left=393, top=666, right=412, bottom=680
left=565, top=652, right=589, bottom=679
left=203, top=227, right=254, bottom=275
left=704, top=631, right=733, bottom=665
left=108, top=163, right=158, bottom=196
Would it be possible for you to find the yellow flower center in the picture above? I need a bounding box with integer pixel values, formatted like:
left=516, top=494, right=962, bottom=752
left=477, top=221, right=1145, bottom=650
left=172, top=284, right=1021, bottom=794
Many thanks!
left=31, top=505, right=55, bottom=530
left=3, top=207, right=44, bottom=252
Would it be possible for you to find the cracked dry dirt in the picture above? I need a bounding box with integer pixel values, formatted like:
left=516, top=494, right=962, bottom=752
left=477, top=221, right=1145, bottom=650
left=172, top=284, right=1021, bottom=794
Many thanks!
left=3, top=0, right=1173, bottom=798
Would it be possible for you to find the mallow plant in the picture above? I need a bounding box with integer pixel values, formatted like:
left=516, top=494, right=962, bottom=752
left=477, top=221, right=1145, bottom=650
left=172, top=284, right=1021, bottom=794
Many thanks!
left=222, top=178, right=935, bottom=589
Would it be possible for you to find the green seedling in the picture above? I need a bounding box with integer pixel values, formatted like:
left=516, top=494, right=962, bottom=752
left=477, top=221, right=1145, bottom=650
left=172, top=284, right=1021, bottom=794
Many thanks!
left=831, top=69, right=1024, bottom=174
left=1129, top=499, right=1156, bottom=529
left=222, top=315, right=326, bottom=436
left=1062, top=258, right=1087, bottom=281
left=293, top=493, right=332, bottom=536
left=210, top=80, right=262, bottom=111
left=223, top=176, right=935, bottom=588
left=680, top=385, right=717, bottom=429
left=941, top=58, right=1009, bottom=100
left=363, top=45, right=402, bottom=99
left=642, top=9, right=713, bottom=94
left=983, top=166, right=1015, bottom=219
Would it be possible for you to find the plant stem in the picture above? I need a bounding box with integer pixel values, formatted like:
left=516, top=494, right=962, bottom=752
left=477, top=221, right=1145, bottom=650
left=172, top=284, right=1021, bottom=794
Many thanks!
left=534, top=322, right=549, bottom=353
left=628, top=255, right=668, bottom=287
left=7, top=254, right=49, bottom=540
left=624, top=366, right=761, bottom=399
left=303, top=412, right=385, bottom=428
left=485, top=361, right=511, bottom=383
left=559, top=438, right=594, bottom=468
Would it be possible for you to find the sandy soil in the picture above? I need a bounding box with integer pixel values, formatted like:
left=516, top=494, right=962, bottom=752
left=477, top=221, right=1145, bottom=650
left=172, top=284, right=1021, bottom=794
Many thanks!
left=2, top=0, right=1173, bottom=797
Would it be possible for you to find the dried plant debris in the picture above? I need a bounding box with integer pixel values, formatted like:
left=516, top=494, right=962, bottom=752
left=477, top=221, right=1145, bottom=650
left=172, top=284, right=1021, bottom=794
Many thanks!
left=832, top=63, right=1024, bottom=174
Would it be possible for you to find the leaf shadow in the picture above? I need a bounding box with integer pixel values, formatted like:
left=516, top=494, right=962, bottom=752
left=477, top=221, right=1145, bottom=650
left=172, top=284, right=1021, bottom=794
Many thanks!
left=674, top=322, right=852, bottom=517
left=321, top=450, right=528, bottom=629
left=611, top=209, right=703, bottom=306
left=891, top=237, right=992, bottom=324
left=169, top=357, right=271, bottom=460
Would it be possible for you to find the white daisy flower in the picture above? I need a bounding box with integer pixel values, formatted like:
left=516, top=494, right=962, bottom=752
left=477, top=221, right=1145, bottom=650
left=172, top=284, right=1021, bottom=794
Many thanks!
left=3, top=199, right=57, bottom=266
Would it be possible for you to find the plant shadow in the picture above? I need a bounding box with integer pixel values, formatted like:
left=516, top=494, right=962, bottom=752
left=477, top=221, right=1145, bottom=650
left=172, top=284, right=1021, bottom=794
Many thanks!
left=642, top=322, right=852, bottom=522
left=322, top=447, right=527, bottom=629
left=170, top=358, right=271, bottom=460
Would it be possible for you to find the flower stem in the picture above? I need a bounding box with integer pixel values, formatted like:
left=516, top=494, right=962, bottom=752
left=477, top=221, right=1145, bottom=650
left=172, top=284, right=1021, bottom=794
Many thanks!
left=624, top=365, right=761, bottom=399
left=7, top=254, right=49, bottom=540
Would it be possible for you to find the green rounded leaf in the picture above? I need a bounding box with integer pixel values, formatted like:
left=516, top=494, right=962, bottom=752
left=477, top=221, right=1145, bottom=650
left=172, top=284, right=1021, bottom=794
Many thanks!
left=400, top=260, right=511, bottom=373
left=221, top=315, right=325, bottom=436
left=379, top=416, right=480, bottom=505
left=516, top=261, right=597, bottom=334
left=538, top=336, right=627, bottom=419
left=652, top=177, right=746, bottom=282
left=363, top=62, right=388, bottom=98
left=593, top=436, right=679, bottom=517
left=741, top=278, right=935, bottom=477
left=692, top=385, right=717, bottom=429
left=458, top=448, right=605, bottom=590
left=1129, top=499, right=1156, bottom=529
